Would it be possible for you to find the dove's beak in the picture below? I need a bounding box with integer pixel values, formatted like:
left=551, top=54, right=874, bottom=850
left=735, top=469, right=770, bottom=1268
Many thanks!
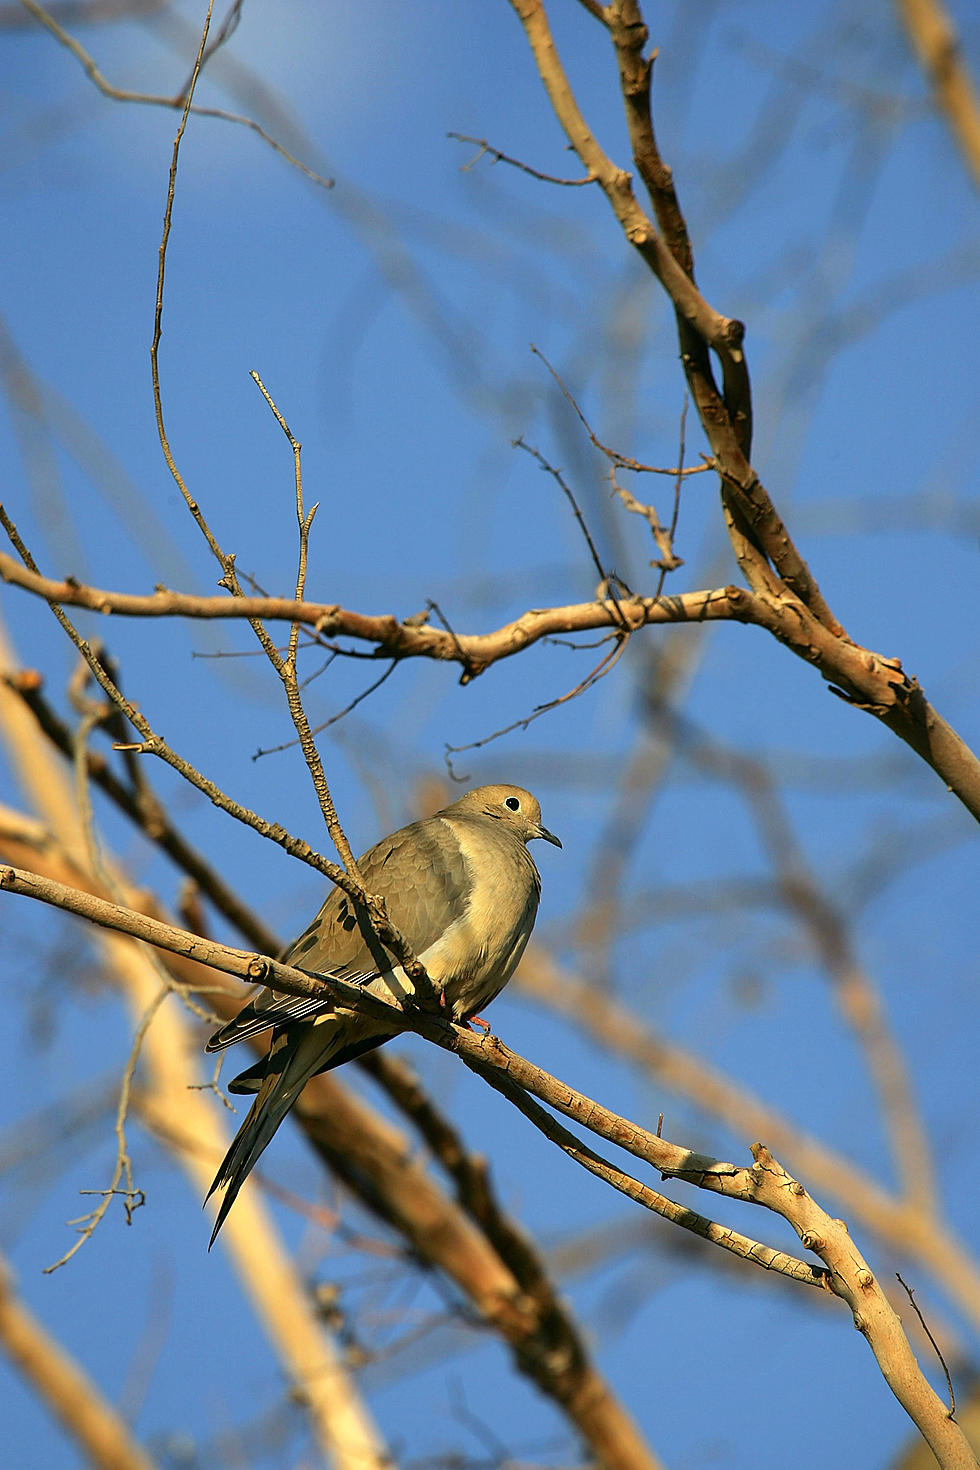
left=535, top=823, right=562, bottom=849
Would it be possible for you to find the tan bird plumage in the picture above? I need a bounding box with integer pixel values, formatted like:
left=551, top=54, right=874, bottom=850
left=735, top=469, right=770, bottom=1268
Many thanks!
left=205, top=785, right=560, bottom=1244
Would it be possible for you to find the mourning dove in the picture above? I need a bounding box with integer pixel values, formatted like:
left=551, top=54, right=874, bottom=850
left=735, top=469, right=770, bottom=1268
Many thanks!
left=205, top=784, right=560, bottom=1243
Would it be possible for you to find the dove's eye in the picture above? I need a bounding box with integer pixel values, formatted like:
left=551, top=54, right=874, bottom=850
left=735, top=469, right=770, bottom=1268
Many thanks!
left=505, top=796, right=521, bottom=812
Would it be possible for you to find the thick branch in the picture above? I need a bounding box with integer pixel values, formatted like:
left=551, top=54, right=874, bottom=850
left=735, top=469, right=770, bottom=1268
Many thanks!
left=510, top=0, right=842, bottom=632
left=604, top=0, right=754, bottom=455
left=732, top=585, right=980, bottom=821
left=5, top=549, right=977, bottom=819
left=508, top=0, right=733, bottom=354
left=518, top=953, right=980, bottom=1334
left=4, top=863, right=974, bottom=1463
left=465, top=1052, right=829, bottom=1288
left=743, top=1147, right=976, bottom=1470
left=0, top=862, right=828, bottom=1292
left=0, top=814, right=661, bottom=1470
left=0, top=862, right=408, bottom=1019
left=468, top=1039, right=977, bottom=1468
left=0, top=654, right=391, bottom=1469
left=0, top=522, right=443, bottom=991
left=895, top=0, right=980, bottom=193
left=0, top=1259, right=158, bottom=1470
left=291, top=1059, right=664, bottom=1470
left=3, top=669, right=278, bottom=952
left=0, top=552, right=734, bottom=666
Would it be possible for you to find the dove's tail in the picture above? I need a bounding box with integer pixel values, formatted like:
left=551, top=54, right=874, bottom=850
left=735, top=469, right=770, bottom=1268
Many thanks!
left=206, top=1029, right=317, bottom=1247
left=206, top=1012, right=398, bottom=1246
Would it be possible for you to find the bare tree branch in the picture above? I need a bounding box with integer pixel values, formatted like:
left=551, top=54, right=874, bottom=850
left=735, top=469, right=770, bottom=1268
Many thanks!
left=0, top=632, right=392, bottom=1470
left=0, top=1256, right=159, bottom=1470
left=4, top=541, right=978, bottom=821
left=0, top=813, right=662, bottom=1470
left=894, top=0, right=980, bottom=192
left=516, top=950, right=980, bottom=1336
left=2, top=860, right=975, bottom=1465
left=17, top=0, right=334, bottom=188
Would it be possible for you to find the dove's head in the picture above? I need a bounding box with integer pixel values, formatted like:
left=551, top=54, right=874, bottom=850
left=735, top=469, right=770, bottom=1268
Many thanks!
left=444, top=785, right=562, bottom=849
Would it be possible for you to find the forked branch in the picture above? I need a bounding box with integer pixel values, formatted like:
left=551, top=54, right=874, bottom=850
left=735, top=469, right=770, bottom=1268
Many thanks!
left=2, top=862, right=974, bottom=1469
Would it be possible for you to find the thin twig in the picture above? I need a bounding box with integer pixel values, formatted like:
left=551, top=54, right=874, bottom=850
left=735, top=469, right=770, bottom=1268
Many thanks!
left=18, top=0, right=334, bottom=189
left=245, top=373, right=440, bottom=995
left=652, top=396, right=689, bottom=597
left=897, top=1273, right=956, bottom=1417
left=426, top=599, right=477, bottom=684
left=444, top=634, right=629, bottom=766
left=661, top=397, right=688, bottom=591
left=0, top=509, right=377, bottom=908
left=531, top=343, right=709, bottom=477
left=253, top=661, right=399, bottom=759
left=45, top=988, right=162, bottom=1272
left=141, top=51, right=425, bottom=991
left=448, top=130, right=595, bottom=186
left=43, top=700, right=188, bottom=1269
left=513, top=436, right=631, bottom=629
left=246, top=373, right=360, bottom=869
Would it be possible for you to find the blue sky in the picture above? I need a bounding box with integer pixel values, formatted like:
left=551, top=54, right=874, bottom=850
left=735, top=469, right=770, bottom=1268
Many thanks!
left=1, top=3, right=979, bottom=1468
